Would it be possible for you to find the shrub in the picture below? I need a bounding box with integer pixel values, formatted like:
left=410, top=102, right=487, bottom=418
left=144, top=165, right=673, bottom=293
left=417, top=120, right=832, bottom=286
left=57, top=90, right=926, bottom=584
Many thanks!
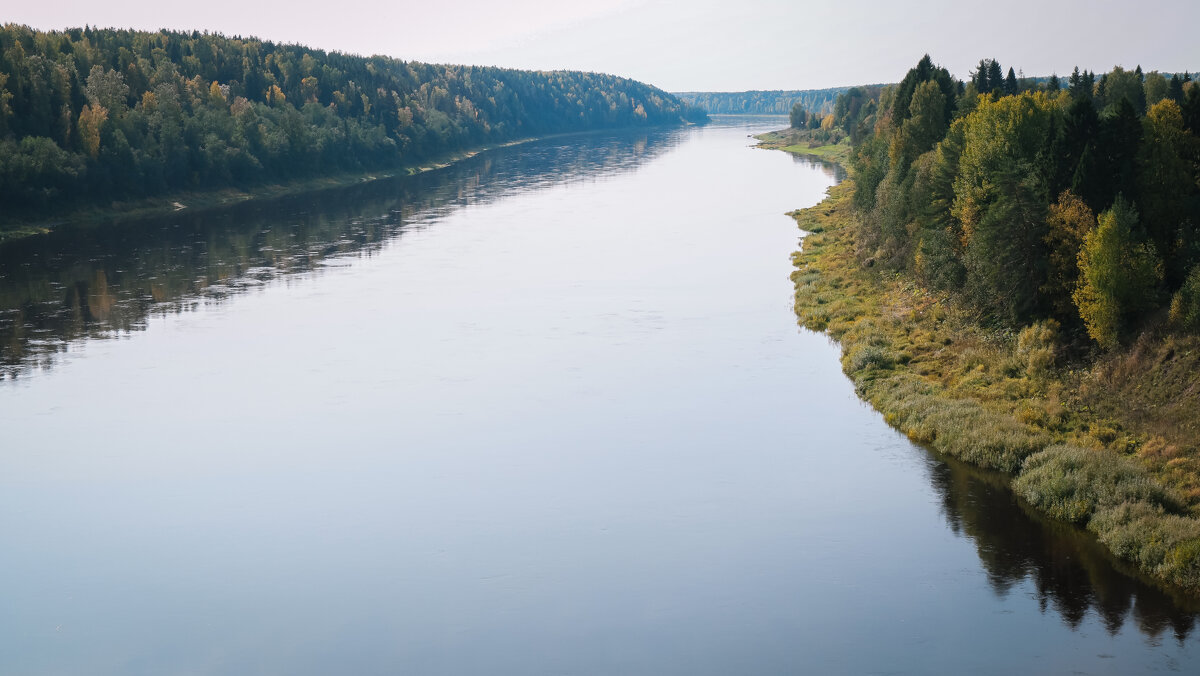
left=863, top=374, right=1048, bottom=472
left=1014, top=444, right=1175, bottom=523
left=1168, top=265, right=1200, bottom=331
left=1090, top=502, right=1200, bottom=590
left=1016, top=319, right=1059, bottom=376
left=846, top=344, right=895, bottom=372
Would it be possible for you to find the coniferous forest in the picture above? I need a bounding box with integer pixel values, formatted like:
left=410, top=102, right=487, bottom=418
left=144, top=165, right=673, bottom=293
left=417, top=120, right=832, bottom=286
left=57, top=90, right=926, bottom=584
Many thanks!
left=825, top=55, right=1200, bottom=347
left=0, top=25, right=705, bottom=219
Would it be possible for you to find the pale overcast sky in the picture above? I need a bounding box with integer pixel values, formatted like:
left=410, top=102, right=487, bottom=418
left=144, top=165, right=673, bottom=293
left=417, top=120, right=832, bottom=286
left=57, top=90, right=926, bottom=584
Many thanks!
left=7, top=0, right=1200, bottom=91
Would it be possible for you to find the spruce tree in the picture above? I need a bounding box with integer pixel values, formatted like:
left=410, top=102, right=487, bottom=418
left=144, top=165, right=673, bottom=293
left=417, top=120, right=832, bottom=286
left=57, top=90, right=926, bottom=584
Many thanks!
left=1168, top=74, right=1184, bottom=103
left=1068, top=67, right=1085, bottom=100
left=987, top=60, right=1004, bottom=95
left=1004, top=68, right=1019, bottom=96
left=974, top=59, right=992, bottom=94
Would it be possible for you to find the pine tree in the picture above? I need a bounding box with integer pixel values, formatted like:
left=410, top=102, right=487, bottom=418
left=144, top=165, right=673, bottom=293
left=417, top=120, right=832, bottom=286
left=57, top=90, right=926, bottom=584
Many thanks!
left=1098, top=97, right=1144, bottom=211
left=974, top=59, right=992, bottom=94
left=1168, top=74, right=1184, bottom=103
left=987, top=60, right=1004, bottom=96
left=1047, top=73, right=1061, bottom=92
left=1005, top=67, right=1019, bottom=96
left=1068, top=67, right=1084, bottom=99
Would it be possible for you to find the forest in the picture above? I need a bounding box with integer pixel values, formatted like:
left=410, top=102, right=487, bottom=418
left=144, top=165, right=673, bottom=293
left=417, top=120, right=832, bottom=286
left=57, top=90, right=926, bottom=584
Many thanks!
left=0, top=24, right=705, bottom=220
left=819, top=55, right=1200, bottom=348
left=674, top=87, right=852, bottom=116
left=780, top=55, right=1200, bottom=590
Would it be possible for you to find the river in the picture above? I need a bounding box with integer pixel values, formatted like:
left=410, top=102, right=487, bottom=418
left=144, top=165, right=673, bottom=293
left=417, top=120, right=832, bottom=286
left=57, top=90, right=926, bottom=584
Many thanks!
left=1, top=116, right=1197, bottom=674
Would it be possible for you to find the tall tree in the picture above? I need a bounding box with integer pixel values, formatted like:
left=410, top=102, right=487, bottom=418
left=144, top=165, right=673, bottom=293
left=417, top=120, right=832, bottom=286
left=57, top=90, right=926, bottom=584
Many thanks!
left=1073, top=198, right=1161, bottom=348
left=987, top=60, right=1004, bottom=96
left=953, top=92, right=1058, bottom=321
left=1168, top=74, right=1185, bottom=104
left=1004, top=67, right=1019, bottom=96
left=1096, top=97, right=1144, bottom=211
left=1043, top=191, right=1096, bottom=321
left=1137, top=99, right=1200, bottom=287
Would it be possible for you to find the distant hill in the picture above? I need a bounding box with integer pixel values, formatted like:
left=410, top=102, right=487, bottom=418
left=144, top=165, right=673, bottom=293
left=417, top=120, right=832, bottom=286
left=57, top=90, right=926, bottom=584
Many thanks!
left=673, top=87, right=876, bottom=115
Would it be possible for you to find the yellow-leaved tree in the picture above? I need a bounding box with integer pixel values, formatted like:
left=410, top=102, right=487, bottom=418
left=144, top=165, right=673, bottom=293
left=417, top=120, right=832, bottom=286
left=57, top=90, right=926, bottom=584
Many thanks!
left=1073, top=198, right=1161, bottom=348
left=77, top=104, right=108, bottom=158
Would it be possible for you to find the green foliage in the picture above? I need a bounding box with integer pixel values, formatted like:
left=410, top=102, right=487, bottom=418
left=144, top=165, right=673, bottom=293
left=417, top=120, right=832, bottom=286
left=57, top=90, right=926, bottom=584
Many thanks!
left=891, top=55, right=957, bottom=129
left=1096, top=65, right=1146, bottom=115
left=1073, top=199, right=1162, bottom=348
left=953, top=92, right=1058, bottom=322
left=826, top=54, right=1199, bottom=342
left=1089, top=502, right=1200, bottom=589
left=1138, top=99, right=1200, bottom=286
left=833, top=85, right=882, bottom=144
left=864, top=374, right=1050, bottom=472
left=1042, top=191, right=1095, bottom=320
left=1169, top=265, right=1200, bottom=331
left=1144, top=71, right=1170, bottom=107
left=675, top=87, right=850, bottom=116
left=846, top=343, right=896, bottom=372
left=789, top=102, right=808, bottom=129
left=1015, top=444, right=1173, bottom=523
left=785, top=174, right=1200, bottom=592
left=0, top=24, right=703, bottom=216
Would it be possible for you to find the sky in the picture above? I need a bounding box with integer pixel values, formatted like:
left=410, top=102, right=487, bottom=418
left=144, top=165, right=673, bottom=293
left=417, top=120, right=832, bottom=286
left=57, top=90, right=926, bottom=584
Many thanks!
left=7, top=0, right=1200, bottom=92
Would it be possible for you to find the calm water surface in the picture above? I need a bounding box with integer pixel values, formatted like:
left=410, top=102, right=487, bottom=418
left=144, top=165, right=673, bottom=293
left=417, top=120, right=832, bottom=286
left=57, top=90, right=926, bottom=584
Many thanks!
left=2, top=117, right=1198, bottom=674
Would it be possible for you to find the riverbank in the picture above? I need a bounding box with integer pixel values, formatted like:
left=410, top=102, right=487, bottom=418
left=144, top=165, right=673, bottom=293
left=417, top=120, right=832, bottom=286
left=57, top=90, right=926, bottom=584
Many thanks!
left=0, top=137, right=553, bottom=245
left=754, top=128, right=852, bottom=165
left=764, top=136, right=1200, bottom=596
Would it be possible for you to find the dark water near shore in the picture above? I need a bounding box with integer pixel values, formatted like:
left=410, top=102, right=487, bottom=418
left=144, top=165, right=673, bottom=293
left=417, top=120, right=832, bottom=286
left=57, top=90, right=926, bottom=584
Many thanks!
left=1, top=116, right=1197, bottom=674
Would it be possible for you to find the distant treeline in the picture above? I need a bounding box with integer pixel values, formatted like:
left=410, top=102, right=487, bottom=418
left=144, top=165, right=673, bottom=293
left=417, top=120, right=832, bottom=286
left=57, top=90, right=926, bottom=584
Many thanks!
left=673, top=87, right=861, bottom=115
left=0, top=24, right=705, bottom=215
left=834, top=55, right=1200, bottom=348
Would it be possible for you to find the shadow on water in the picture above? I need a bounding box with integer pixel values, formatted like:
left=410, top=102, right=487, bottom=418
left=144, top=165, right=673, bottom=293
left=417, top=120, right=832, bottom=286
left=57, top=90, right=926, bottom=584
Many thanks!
left=927, top=449, right=1200, bottom=641
left=0, top=127, right=684, bottom=379
left=788, top=152, right=848, bottom=182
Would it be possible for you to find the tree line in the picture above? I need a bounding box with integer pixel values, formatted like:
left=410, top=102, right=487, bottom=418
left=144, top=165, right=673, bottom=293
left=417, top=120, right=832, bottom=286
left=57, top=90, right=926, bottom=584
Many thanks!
left=0, top=24, right=705, bottom=215
left=674, top=87, right=852, bottom=116
left=834, top=54, right=1200, bottom=348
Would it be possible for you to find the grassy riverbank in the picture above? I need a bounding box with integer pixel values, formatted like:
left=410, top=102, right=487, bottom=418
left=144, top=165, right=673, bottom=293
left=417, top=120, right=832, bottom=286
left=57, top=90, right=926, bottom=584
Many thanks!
left=755, top=128, right=852, bottom=165
left=769, top=141, right=1200, bottom=595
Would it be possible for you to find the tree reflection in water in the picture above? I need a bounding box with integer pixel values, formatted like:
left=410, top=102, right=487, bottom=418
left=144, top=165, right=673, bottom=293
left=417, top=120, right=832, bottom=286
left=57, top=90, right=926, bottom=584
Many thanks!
left=0, top=128, right=682, bottom=379
left=929, top=451, right=1199, bottom=643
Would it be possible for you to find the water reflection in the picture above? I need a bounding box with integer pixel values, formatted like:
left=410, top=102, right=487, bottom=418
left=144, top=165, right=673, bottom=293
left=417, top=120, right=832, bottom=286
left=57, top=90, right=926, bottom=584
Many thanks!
left=789, top=152, right=848, bottom=182
left=0, top=128, right=683, bottom=379
left=929, top=451, right=1200, bottom=640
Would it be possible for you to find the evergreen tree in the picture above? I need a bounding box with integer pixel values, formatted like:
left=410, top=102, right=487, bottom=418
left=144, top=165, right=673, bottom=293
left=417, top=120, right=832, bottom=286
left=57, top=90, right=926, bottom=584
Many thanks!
left=1047, top=73, right=1061, bottom=92
left=1004, top=68, right=1019, bottom=96
left=1137, top=99, right=1200, bottom=287
left=1183, top=86, right=1200, bottom=135
left=1168, top=74, right=1185, bottom=103
left=987, top=60, right=1004, bottom=96
left=1057, top=97, right=1100, bottom=203
left=1097, top=97, right=1144, bottom=211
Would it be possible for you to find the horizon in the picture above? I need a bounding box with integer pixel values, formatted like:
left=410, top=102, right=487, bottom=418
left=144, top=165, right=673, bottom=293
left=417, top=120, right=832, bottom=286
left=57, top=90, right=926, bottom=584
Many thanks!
left=7, top=1, right=1200, bottom=92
